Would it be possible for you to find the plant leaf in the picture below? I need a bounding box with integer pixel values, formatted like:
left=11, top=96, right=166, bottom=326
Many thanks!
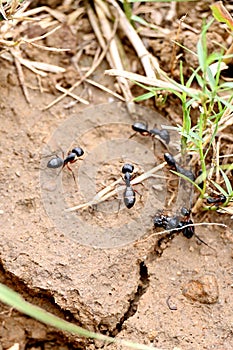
left=210, top=1, right=233, bottom=31
left=219, top=168, right=233, bottom=194
left=210, top=180, right=228, bottom=197
left=0, top=283, right=157, bottom=350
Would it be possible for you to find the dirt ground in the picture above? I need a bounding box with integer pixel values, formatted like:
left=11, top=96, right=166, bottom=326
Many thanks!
left=0, top=1, right=233, bottom=350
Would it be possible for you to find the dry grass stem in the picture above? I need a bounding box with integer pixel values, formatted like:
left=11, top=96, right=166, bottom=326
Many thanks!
left=15, top=57, right=47, bottom=76
left=105, top=68, right=200, bottom=94
left=12, top=51, right=30, bottom=104
left=108, top=0, right=161, bottom=79
left=94, top=0, right=133, bottom=107
left=44, top=9, right=119, bottom=110
left=25, top=25, right=63, bottom=43
left=67, top=8, right=85, bottom=25
left=55, top=84, right=89, bottom=105
left=28, top=61, right=66, bottom=73
left=166, top=2, right=177, bottom=22
left=24, top=41, right=70, bottom=52
left=66, top=162, right=167, bottom=212
left=87, top=4, right=110, bottom=55
left=85, top=78, right=125, bottom=101
left=14, top=6, right=66, bottom=23
left=0, top=3, right=74, bottom=105
left=219, top=112, right=233, bottom=131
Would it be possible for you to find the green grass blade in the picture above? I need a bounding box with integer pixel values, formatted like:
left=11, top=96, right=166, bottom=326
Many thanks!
left=0, top=283, right=160, bottom=350
left=134, top=91, right=156, bottom=101
left=219, top=168, right=233, bottom=194
left=206, top=66, right=216, bottom=91
left=210, top=181, right=228, bottom=197
left=170, top=170, right=203, bottom=194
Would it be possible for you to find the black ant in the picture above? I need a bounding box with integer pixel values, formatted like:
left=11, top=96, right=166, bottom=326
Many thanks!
left=164, top=153, right=195, bottom=181
left=131, top=121, right=170, bottom=145
left=153, top=207, right=192, bottom=237
left=122, top=163, right=136, bottom=209
left=47, top=147, right=84, bottom=183
left=206, top=194, right=227, bottom=207
left=153, top=207, right=213, bottom=249
left=177, top=207, right=195, bottom=239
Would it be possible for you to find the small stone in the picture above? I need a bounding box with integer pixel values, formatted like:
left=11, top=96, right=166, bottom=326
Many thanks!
left=182, top=274, right=219, bottom=304
left=160, top=242, right=167, bottom=250
left=0, top=210, right=4, bottom=214
left=15, top=171, right=21, bottom=177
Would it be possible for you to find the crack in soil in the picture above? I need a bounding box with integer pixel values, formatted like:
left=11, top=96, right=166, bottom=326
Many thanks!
left=109, top=261, right=150, bottom=337
left=0, top=260, right=87, bottom=347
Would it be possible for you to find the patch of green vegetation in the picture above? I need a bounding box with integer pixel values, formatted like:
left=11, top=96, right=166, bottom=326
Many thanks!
left=134, top=17, right=233, bottom=210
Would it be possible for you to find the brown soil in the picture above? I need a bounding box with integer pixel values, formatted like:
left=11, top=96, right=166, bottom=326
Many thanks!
left=0, top=1, right=233, bottom=350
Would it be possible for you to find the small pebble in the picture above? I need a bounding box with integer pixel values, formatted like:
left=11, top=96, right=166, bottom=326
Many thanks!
left=182, top=274, right=219, bottom=304
left=160, top=242, right=167, bottom=250
left=0, top=210, right=4, bottom=214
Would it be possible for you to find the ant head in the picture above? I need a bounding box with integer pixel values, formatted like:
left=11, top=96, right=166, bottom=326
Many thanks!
left=122, top=163, right=134, bottom=174
left=132, top=121, right=148, bottom=134
left=153, top=216, right=164, bottom=227
left=72, top=147, right=84, bottom=157
left=121, top=164, right=134, bottom=174
left=164, top=153, right=176, bottom=167
left=219, top=194, right=227, bottom=202
left=181, top=207, right=191, bottom=217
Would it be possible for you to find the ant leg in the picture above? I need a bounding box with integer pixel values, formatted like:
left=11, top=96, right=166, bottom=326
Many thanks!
left=118, top=198, right=122, bottom=213
left=133, top=187, right=143, bottom=203
left=57, top=167, right=63, bottom=178
left=194, top=233, right=216, bottom=252
left=66, top=164, right=77, bottom=185
left=128, top=132, right=136, bottom=139
left=152, top=138, right=156, bottom=155
left=115, top=198, right=122, bottom=214
left=152, top=135, right=169, bottom=151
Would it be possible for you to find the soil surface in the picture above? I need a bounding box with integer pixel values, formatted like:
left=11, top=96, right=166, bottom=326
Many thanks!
left=0, top=1, right=233, bottom=350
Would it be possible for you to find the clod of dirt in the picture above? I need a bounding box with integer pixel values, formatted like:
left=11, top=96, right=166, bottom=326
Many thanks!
left=182, top=274, right=219, bottom=304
